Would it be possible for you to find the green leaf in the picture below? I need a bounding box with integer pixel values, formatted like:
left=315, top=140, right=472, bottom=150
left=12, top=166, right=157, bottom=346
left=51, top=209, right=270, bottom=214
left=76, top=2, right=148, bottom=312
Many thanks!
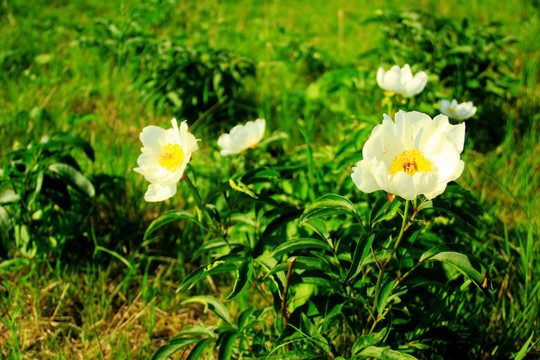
left=186, top=338, right=214, bottom=360
left=359, top=346, right=419, bottom=360
left=351, top=329, right=387, bottom=355
left=229, top=178, right=258, bottom=199
left=267, top=256, right=334, bottom=277
left=271, top=238, right=332, bottom=259
left=301, top=193, right=362, bottom=223
left=15, top=224, right=35, bottom=258
left=420, top=245, right=485, bottom=284
left=217, top=331, right=238, bottom=360
left=343, top=233, right=375, bottom=283
left=0, top=189, right=20, bottom=204
left=179, top=324, right=216, bottom=338
left=512, top=331, right=535, bottom=360
left=180, top=261, right=237, bottom=291
left=301, top=218, right=331, bottom=242
left=151, top=337, right=201, bottom=360
left=370, top=197, right=402, bottom=225
left=40, top=132, right=95, bottom=161
left=242, top=168, right=280, bottom=184
left=0, top=206, right=13, bottom=253
left=0, top=258, right=30, bottom=275
left=182, top=296, right=232, bottom=325
left=377, top=279, right=397, bottom=315
left=226, top=261, right=253, bottom=300
left=143, top=210, right=198, bottom=242
left=48, top=163, right=95, bottom=198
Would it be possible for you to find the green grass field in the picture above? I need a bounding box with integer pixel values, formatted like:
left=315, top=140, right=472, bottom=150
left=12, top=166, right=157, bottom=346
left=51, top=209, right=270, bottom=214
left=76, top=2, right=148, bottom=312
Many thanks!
left=1, top=0, right=538, bottom=359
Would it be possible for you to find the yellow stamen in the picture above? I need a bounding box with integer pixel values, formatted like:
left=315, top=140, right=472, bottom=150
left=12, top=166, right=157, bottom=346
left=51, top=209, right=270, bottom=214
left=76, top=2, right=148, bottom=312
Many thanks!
left=158, top=143, right=185, bottom=172
left=389, top=149, right=432, bottom=176
left=448, top=107, right=457, bottom=113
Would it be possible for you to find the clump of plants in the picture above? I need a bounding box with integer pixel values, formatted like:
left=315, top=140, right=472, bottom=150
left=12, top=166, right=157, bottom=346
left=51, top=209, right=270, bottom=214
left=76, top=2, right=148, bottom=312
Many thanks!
left=0, top=132, right=121, bottom=262
left=75, top=18, right=256, bottom=123
left=136, top=42, right=256, bottom=122
left=134, top=104, right=507, bottom=359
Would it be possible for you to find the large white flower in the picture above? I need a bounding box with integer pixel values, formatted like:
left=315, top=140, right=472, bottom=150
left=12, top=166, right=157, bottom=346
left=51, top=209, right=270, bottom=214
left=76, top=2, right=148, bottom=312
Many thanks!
left=439, top=99, right=477, bottom=121
left=351, top=110, right=465, bottom=200
left=134, top=118, right=199, bottom=202
left=377, top=64, right=428, bottom=97
left=217, top=119, right=265, bottom=156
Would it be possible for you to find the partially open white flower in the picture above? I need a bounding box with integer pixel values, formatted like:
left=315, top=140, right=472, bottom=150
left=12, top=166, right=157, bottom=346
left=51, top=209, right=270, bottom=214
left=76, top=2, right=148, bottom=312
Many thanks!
left=377, top=64, right=428, bottom=97
left=439, top=99, right=477, bottom=121
left=351, top=110, right=465, bottom=200
left=218, top=119, right=266, bottom=156
left=134, top=119, right=199, bottom=202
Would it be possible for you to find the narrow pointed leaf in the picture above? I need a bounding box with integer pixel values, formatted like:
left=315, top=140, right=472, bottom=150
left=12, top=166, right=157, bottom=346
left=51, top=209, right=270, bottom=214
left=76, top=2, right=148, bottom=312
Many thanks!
left=359, top=346, right=419, bottom=360
left=186, top=338, right=214, bottom=360
left=226, top=261, right=253, bottom=300
left=151, top=337, right=200, bottom=360
left=420, top=245, right=485, bottom=284
left=217, top=332, right=239, bottom=360
left=144, top=210, right=198, bottom=241
left=271, top=238, right=332, bottom=259
left=182, top=296, right=232, bottom=325
left=49, top=163, right=95, bottom=198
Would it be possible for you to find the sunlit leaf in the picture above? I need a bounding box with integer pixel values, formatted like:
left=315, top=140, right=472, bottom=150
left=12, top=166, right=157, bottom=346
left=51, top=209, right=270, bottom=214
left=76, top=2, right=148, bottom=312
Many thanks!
left=40, top=132, right=95, bottom=161
left=151, top=337, right=200, bottom=360
left=143, top=210, right=199, bottom=242
left=420, top=245, right=485, bottom=284
left=217, top=331, right=238, bottom=360
left=301, top=193, right=362, bottom=223
left=186, top=338, right=214, bottom=360
left=182, top=296, right=233, bottom=325
left=343, top=233, right=375, bottom=283
left=226, top=261, right=253, bottom=300
left=271, top=238, right=332, bottom=259
left=48, top=163, right=95, bottom=198
left=359, top=346, right=419, bottom=359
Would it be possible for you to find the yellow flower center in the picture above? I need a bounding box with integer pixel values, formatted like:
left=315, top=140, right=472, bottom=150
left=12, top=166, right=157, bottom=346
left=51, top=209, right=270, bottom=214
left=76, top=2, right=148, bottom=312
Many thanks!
left=389, top=149, right=432, bottom=176
left=448, top=107, right=457, bottom=113
left=158, top=143, right=185, bottom=172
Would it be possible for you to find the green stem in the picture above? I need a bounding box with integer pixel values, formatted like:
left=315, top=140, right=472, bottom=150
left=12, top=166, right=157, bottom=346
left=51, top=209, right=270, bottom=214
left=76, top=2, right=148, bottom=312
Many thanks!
left=369, top=200, right=410, bottom=330
left=184, top=172, right=231, bottom=249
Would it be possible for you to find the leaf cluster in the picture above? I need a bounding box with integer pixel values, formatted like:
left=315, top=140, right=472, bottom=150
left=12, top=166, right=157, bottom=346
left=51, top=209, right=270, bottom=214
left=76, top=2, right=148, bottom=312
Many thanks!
left=0, top=132, right=119, bottom=260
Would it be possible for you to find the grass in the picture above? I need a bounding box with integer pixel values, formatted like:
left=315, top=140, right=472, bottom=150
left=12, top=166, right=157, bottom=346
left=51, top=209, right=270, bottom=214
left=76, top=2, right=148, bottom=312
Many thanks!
left=1, top=0, right=539, bottom=358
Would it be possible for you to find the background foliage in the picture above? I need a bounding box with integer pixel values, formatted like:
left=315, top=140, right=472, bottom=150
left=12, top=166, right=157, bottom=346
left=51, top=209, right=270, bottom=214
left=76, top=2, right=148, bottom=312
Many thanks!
left=0, top=0, right=538, bottom=359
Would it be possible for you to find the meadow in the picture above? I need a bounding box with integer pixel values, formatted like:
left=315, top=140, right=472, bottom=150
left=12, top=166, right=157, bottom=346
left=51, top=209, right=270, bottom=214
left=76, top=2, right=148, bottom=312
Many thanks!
left=0, top=0, right=538, bottom=359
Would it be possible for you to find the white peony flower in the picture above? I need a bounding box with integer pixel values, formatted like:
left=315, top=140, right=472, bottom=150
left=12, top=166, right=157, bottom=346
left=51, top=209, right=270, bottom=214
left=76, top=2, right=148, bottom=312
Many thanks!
left=351, top=110, right=465, bottom=200
left=134, top=118, right=199, bottom=202
left=439, top=99, right=477, bottom=121
left=377, top=64, right=428, bottom=97
left=217, top=119, right=266, bottom=156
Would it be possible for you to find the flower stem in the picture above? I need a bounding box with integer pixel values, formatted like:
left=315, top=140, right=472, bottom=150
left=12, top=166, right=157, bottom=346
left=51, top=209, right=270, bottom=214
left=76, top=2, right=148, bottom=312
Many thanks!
left=184, top=172, right=231, bottom=249
left=368, top=200, right=410, bottom=330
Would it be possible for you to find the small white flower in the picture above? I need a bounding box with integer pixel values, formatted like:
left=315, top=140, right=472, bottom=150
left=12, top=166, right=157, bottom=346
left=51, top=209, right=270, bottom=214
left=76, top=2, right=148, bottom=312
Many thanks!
left=134, top=118, right=199, bottom=202
left=351, top=110, right=465, bottom=200
left=377, top=64, right=428, bottom=97
left=439, top=99, right=477, bottom=121
left=218, top=119, right=266, bottom=156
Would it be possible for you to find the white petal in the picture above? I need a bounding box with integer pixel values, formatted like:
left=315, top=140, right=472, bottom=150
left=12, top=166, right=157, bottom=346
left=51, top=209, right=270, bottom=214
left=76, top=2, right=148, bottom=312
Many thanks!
left=387, top=172, right=417, bottom=200
left=400, top=64, right=413, bottom=83
left=351, top=160, right=381, bottom=193
left=376, top=68, right=386, bottom=89
left=403, top=71, right=428, bottom=97
left=140, top=126, right=168, bottom=149
left=144, top=183, right=177, bottom=202
left=384, top=66, right=402, bottom=93
left=412, top=172, right=439, bottom=197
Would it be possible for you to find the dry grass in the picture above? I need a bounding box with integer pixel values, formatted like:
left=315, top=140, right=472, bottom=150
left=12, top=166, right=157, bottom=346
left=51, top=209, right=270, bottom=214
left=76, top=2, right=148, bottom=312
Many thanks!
left=0, top=261, right=217, bottom=359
